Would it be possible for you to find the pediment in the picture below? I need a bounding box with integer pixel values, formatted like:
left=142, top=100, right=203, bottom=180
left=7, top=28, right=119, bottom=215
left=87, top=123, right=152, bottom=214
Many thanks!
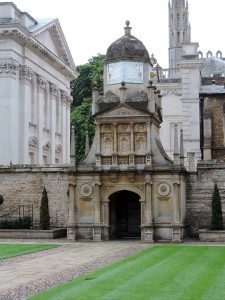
left=30, top=19, right=75, bottom=70
left=98, top=104, right=149, bottom=118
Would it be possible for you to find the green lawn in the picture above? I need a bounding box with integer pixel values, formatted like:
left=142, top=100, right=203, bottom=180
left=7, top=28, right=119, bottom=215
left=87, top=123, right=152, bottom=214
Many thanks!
left=0, top=243, right=58, bottom=260
left=31, top=245, right=225, bottom=300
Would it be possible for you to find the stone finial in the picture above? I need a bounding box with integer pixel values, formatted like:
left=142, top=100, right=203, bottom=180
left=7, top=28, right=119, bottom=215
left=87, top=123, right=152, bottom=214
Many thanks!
left=124, top=20, right=132, bottom=36
left=147, top=81, right=155, bottom=113
left=119, top=81, right=127, bottom=103
left=70, top=125, right=76, bottom=165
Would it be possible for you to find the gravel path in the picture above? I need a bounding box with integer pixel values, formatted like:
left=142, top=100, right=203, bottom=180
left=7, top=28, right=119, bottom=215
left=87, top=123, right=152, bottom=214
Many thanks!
left=0, top=241, right=150, bottom=300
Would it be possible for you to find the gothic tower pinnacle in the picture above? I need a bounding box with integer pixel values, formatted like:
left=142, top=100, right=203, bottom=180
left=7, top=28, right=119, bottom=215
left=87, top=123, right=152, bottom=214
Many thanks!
left=168, top=0, right=191, bottom=68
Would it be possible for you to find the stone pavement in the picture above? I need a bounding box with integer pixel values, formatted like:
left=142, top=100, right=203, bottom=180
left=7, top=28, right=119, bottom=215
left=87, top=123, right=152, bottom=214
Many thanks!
left=0, top=239, right=150, bottom=299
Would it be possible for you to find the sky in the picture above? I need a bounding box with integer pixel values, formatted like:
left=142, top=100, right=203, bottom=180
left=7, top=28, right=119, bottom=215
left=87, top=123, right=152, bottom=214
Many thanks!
left=4, top=0, right=225, bottom=68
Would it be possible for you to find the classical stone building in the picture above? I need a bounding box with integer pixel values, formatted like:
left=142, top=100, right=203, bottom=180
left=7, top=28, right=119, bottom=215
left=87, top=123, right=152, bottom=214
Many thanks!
left=0, top=2, right=76, bottom=165
left=66, top=22, right=187, bottom=242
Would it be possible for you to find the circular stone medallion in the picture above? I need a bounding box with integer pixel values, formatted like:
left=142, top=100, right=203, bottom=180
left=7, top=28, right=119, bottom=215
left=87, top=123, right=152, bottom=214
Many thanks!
left=157, top=183, right=171, bottom=197
left=80, top=184, right=93, bottom=197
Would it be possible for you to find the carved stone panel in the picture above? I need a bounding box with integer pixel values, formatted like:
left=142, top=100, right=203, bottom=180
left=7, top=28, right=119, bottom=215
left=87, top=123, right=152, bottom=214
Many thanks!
left=117, top=124, right=131, bottom=133
left=135, top=133, right=147, bottom=153
left=118, top=134, right=131, bottom=153
left=100, top=125, right=112, bottom=133
left=134, top=123, right=146, bottom=133
left=101, top=134, right=113, bottom=155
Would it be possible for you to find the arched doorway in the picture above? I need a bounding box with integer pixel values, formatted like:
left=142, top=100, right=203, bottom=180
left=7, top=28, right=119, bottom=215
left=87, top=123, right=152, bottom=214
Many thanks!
left=109, top=190, right=141, bottom=239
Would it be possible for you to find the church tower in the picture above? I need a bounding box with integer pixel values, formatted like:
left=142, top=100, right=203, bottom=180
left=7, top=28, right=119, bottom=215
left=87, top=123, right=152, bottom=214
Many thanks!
left=168, top=0, right=191, bottom=68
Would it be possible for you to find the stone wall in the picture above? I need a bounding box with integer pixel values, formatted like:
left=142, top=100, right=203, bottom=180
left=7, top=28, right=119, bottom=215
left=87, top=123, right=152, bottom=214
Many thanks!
left=0, top=166, right=69, bottom=228
left=186, top=161, right=225, bottom=236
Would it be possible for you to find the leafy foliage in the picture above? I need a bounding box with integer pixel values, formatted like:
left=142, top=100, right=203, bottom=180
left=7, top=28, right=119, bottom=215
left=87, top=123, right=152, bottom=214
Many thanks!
left=0, top=216, right=32, bottom=229
left=70, top=54, right=105, bottom=107
left=39, top=187, right=50, bottom=230
left=71, top=99, right=95, bottom=162
left=211, top=183, right=224, bottom=230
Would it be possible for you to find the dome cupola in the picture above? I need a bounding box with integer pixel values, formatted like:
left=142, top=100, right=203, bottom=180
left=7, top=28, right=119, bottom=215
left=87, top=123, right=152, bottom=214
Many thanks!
left=106, top=21, right=151, bottom=64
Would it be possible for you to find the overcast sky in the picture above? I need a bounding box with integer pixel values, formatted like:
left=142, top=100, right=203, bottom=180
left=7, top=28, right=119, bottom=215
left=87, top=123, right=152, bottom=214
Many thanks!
left=6, top=0, right=225, bottom=68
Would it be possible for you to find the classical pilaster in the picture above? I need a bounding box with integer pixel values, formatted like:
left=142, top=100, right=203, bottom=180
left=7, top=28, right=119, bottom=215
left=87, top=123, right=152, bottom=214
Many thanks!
left=113, top=123, right=118, bottom=153
left=67, top=180, right=76, bottom=241
left=95, top=123, right=101, bottom=167
left=146, top=122, right=152, bottom=165
left=93, top=179, right=102, bottom=241
left=172, top=182, right=182, bottom=242
left=101, top=199, right=110, bottom=240
left=0, top=58, right=19, bottom=164
left=49, top=83, right=59, bottom=164
left=129, top=123, right=135, bottom=165
left=112, top=123, right=118, bottom=166
left=61, top=90, right=71, bottom=163
left=141, top=175, right=154, bottom=243
left=37, top=75, right=47, bottom=164
left=19, top=65, right=34, bottom=163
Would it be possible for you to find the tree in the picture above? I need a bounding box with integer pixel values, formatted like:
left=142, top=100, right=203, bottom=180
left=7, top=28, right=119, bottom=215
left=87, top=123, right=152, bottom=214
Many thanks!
left=71, top=98, right=95, bottom=162
left=211, top=183, right=224, bottom=230
left=39, top=187, right=50, bottom=230
left=70, top=53, right=105, bottom=106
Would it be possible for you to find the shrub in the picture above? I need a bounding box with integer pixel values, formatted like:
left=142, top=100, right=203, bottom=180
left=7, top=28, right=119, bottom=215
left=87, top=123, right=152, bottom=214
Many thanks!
left=39, top=187, right=50, bottom=230
left=0, top=195, right=4, bottom=205
left=0, top=216, right=32, bottom=229
left=211, top=183, right=224, bottom=230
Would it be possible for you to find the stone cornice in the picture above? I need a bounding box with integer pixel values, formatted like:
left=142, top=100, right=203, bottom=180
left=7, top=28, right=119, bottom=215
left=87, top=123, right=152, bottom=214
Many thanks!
left=177, top=60, right=203, bottom=70
left=0, top=26, right=76, bottom=78
left=157, top=83, right=182, bottom=96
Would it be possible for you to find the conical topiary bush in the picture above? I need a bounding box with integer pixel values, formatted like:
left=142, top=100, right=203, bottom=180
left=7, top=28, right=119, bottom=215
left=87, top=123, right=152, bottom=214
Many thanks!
left=39, top=187, right=50, bottom=230
left=211, top=183, right=224, bottom=230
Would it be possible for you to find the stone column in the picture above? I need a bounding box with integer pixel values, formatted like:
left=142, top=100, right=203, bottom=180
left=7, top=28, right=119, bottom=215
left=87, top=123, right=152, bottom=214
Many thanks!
left=49, top=83, right=59, bottom=164
left=19, top=66, right=34, bottom=163
left=101, top=199, right=110, bottom=240
left=141, top=175, right=154, bottom=243
left=146, top=122, right=152, bottom=165
left=93, top=181, right=102, bottom=241
left=113, top=123, right=118, bottom=153
left=37, top=76, right=47, bottom=164
left=112, top=123, right=118, bottom=166
left=66, top=101, right=71, bottom=163
left=95, top=123, right=101, bottom=166
left=172, top=182, right=182, bottom=242
left=67, top=181, right=76, bottom=241
left=129, top=123, right=135, bottom=165
left=61, top=91, right=71, bottom=163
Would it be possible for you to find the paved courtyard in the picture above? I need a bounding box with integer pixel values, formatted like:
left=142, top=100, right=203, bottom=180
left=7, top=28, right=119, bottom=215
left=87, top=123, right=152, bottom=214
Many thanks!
left=0, top=239, right=149, bottom=300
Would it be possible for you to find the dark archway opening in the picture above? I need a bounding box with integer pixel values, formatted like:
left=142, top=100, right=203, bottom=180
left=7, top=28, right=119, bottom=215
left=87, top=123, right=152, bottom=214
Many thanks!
left=109, top=190, right=141, bottom=239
